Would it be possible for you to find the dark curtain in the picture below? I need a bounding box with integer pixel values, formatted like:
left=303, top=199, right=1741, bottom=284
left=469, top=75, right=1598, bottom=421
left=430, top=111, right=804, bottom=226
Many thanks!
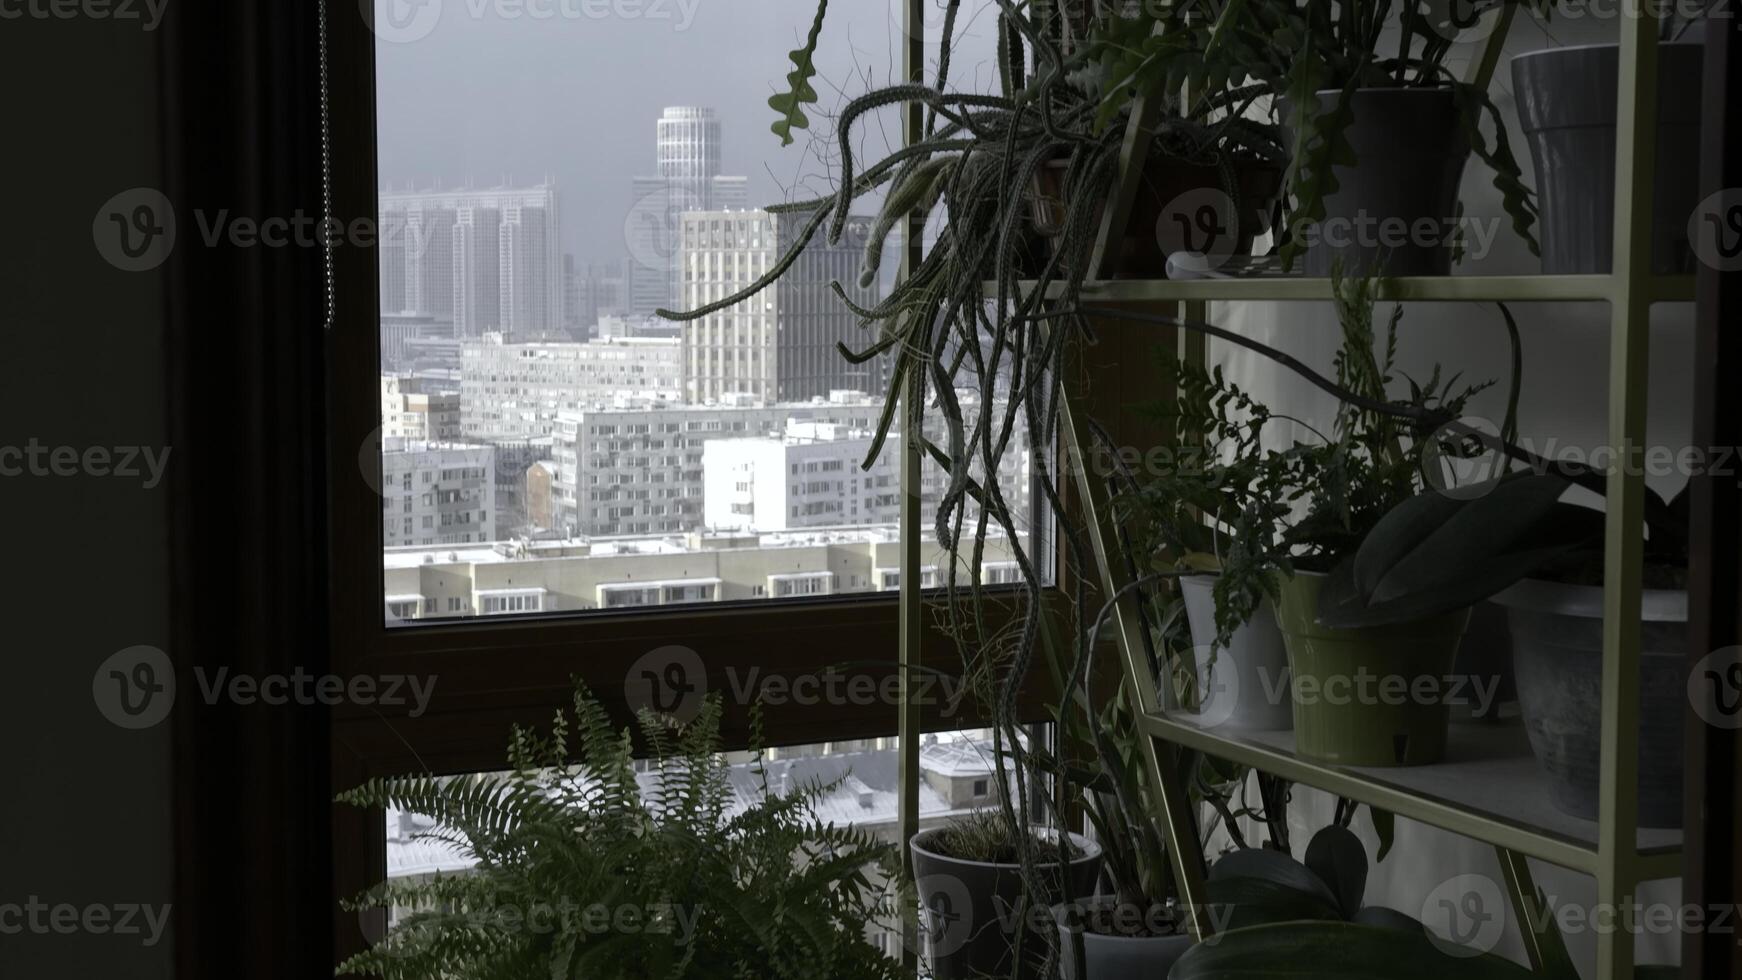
left=161, top=2, right=333, bottom=977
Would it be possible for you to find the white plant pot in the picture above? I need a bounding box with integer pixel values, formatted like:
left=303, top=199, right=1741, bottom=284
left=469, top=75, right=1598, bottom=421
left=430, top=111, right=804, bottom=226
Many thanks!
left=1174, top=574, right=1294, bottom=731
left=1053, top=897, right=1192, bottom=980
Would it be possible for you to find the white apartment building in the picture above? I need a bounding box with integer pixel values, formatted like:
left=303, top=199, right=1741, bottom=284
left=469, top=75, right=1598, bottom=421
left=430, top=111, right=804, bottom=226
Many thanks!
left=379, top=438, right=496, bottom=557
left=379, top=183, right=563, bottom=338
left=381, top=525, right=1024, bottom=620
left=459, top=333, right=683, bottom=441
left=380, top=375, right=461, bottom=442
left=550, top=391, right=883, bottom=537
left=702, top=422, right=900, bottom=533
left=678, top=209, right=881, bottom=404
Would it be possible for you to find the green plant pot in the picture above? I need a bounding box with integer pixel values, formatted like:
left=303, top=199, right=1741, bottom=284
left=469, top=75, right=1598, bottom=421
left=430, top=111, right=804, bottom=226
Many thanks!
left=1273, top=572, right=1472, bottom=767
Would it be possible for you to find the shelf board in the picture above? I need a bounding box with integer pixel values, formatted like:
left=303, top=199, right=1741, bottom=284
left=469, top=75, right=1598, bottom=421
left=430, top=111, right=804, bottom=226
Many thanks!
left=993, top=274, right=1696, bottom=304
left=1141, top=712, right=1683, bottom=879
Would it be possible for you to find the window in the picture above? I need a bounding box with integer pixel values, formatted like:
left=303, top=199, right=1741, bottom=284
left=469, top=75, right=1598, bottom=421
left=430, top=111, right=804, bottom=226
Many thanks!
left=364, top=0, right=1034, bottom=627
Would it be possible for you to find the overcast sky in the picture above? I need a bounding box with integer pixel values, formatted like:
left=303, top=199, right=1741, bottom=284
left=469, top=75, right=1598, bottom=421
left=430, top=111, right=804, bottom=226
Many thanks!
left=375, top=0, right=1001, bottom=263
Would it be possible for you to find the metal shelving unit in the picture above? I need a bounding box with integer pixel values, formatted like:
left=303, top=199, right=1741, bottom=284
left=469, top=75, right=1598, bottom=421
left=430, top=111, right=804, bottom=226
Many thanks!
left=896, top=3, right=1685, bottom=978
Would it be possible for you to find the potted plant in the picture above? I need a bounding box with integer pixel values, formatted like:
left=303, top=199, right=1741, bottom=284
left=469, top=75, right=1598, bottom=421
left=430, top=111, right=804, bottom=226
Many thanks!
left=1113, top=352, right=1295, bottom=732
left=1318, top=470, right=1695, bottom=828
left=1511, top=13, right=1709, bottom=273
left=1093, top=0, right=1540, bottom=275
left=909, top=808, right=1103, bottom=980
left=335, top=685, right=904, bottom=980
left=1143, top=272, right=1521, bottom=766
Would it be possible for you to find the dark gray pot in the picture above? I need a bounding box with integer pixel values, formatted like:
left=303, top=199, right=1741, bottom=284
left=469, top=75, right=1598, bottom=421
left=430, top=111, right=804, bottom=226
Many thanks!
left=1053, top=896, right=1192, bottom=980
left=910, top=829, right=1102, bottom=980
left=1492, top=579, right=1688, bottom=829
left=1288, top=88, right=1471, bottom=277
left=1511, top=42, right=1704, bottom=274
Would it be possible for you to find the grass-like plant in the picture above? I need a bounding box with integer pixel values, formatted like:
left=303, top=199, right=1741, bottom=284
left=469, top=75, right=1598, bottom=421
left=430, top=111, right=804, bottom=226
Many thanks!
left=336, top=685, right=904, bottom=980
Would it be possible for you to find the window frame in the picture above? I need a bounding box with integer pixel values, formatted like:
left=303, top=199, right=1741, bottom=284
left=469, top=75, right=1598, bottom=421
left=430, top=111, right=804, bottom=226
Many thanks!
left=324, top=3, right=1063, bottom=961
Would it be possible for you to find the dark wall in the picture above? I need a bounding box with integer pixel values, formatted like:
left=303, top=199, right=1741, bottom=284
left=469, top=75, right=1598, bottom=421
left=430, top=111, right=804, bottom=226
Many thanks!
left=0, top=9, right=175, bottom=979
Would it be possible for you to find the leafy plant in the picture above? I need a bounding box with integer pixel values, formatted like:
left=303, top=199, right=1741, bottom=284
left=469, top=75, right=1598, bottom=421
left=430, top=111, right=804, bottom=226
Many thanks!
left=1088, top=0, right=1541, bottom=269
left=336, top=684, right=903, bottom=980
left=1112, top=269, right=1515, bottom=648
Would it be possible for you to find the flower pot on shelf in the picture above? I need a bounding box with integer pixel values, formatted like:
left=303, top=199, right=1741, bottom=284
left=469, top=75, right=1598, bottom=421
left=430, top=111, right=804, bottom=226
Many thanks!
left=1273, top=571, right=1471, bottom=767
left=1286, top=87, right=1471, bottom=278
left=1053, top=896, right=1192, bottom=980
left=1031, top=153, right=1284, bottom=278
left=910, top=829, right=1103, bottom=980
left=1176, top=573, right=1294, bottom=732
left=1511, top=42, right=1704, bottom=275
left=1491, top=578, right=1688, bottom=829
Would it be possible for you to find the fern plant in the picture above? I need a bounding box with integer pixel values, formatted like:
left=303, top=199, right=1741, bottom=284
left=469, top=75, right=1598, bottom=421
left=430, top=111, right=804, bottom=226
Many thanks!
left=336, top=684, right=904, bottom=980
left=1114, top=269, right=1516, bottom=648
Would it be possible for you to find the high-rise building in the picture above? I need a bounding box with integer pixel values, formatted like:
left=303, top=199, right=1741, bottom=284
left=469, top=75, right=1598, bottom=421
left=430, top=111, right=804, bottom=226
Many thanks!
left=678, top=209, right=881, bottom=405
left=459, top=333, right=684, bottom=441
left=379, top=184, right=564, bottom=339
left=627, top=108, right=748, bottom=317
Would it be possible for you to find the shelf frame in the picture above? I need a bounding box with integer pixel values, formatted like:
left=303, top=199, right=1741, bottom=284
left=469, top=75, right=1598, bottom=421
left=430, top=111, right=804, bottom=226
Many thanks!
left=897, top=3, right=1681, bottom=978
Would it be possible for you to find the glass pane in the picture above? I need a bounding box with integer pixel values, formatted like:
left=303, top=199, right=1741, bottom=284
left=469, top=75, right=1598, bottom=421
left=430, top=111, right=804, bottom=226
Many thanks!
left=371, top=1, right=1042, bottom=625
